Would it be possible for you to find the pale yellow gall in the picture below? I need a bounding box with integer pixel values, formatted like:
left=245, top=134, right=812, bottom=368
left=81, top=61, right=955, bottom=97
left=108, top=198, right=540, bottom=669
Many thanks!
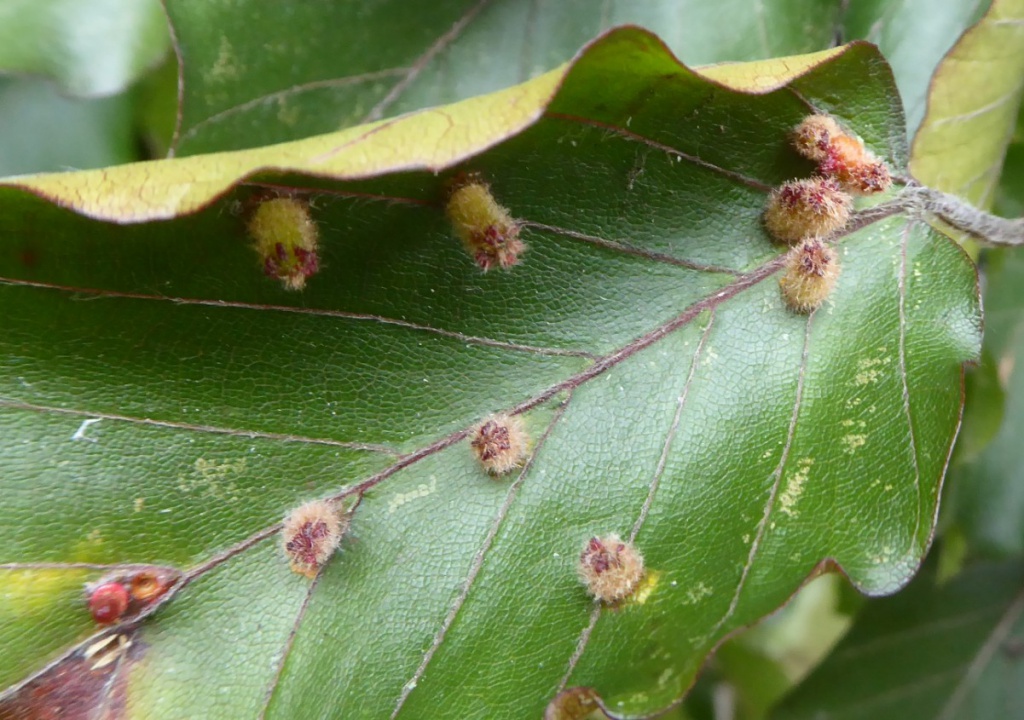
left=247, top=196, right=320, bottom=290
left=764, top=177, right=852, bottom=243
left=779, top=238, right=841, bottom=313
left=445, top=174, right=525, bottom=271
left=282, top=500, right=346, bottom=578
left=577, top=534, right=645, bottom=604
left=470, top=414, right=529, bottom=475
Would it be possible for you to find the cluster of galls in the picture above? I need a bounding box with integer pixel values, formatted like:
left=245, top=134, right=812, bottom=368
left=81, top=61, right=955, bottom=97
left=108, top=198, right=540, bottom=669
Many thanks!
left=86, top=567, right=179, bottom=625
left=765, top=114, right=893, bottom=313
left=467, top=415, right=647, bottom=604
left=792, top=115, right=892, bottom=194
left=243, top=173, right=526, bottom=290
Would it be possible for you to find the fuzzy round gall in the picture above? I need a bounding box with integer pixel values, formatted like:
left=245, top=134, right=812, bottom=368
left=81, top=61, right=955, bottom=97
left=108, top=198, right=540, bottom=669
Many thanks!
left=88, top=582, right=130, bottom=625
left=282, top=500, right=346, bottom=578
left=445, top=174, right=525, bottom=271
left=247, top=196, right=320, bottom=290
left=779, top=238, right=841, bottom=313
left=577, top=534, right=645, bottom=604
left=792, top=115, right=844, bottom=163
left=763, top=177, right=852, bottom=243
left=470, top=414, right=529, bottom=475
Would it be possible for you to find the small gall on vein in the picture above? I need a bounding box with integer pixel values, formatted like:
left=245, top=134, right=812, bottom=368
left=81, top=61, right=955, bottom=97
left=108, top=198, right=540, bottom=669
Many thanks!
left=764, top=177, right=852, bottom=243
left=779, top=238, right=841, bottom=313
left=469, top=414, right=529, bottom=475
left=578, top=534, right=645, bottom=604
left=282, top=499, right=347, bottom=579
left=445, top=173, right=525, bottom=271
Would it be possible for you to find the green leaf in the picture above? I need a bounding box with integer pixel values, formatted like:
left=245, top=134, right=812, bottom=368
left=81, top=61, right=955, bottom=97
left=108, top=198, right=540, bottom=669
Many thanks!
left=164, top=0, right=994, bottom=159
left=910, top=0, right=1024, bottom=207
left=950, top=347, right=1005, bottom=466
left=772, top=560, right=1024, bottom=720
left=0, top=0, right=170, bottom=97
left=164, top=0, right=849, bottom=156
left=0, top=30, right=980, bottom=718
left=994, top=107, right=1024, bottom=218
left=842, top=0, right=991, bottom=138
left=949, top=247, right=1024, bottom=557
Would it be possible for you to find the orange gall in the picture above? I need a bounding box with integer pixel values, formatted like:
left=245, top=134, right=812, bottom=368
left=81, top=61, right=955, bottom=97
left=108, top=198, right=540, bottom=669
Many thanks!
left=792, top=115, right=893, bottom=195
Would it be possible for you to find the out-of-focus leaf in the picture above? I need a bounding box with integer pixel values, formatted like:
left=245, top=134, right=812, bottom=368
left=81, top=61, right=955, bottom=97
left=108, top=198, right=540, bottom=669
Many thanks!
left=842, top=0, right=991, bottom=138
left=717, top=638, right=794, bottom=720
left=948, top=237, right=1024, bottom=558
left=0, top=30, right=981, bottom=719
left=0, top=77, right=138, bottom=177
left=994, top=108, right=1024, bottom=217
left=910, top=0, right=1024, bottom=208
left=164, top=0, right=849, bottom=156
left=132, top=53, right=180, bottom=160
left=951, top=348, right=1005, bottom=466
left=0, top=0, right=170, bottom=97
left=772, top=560, right=1024, bottom=720
left=163, top=0, right=999, bottom=158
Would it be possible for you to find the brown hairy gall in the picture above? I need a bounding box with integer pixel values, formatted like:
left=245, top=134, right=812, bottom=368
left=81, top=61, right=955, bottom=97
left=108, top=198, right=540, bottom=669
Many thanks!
left=445, top=173, right=525, bottom=271
left=470, top=414, right=529, bottom=475
left=578, top=534, right=645, bottom=603
left=779, top=238, right=841, bottom=313
left=247, top=196, right=320, bottom=290
left=282, top=499, right=346, bottom=578
left=764, top=177, right=852, bottom=243
left=792, top=114, right=844, bottom=163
